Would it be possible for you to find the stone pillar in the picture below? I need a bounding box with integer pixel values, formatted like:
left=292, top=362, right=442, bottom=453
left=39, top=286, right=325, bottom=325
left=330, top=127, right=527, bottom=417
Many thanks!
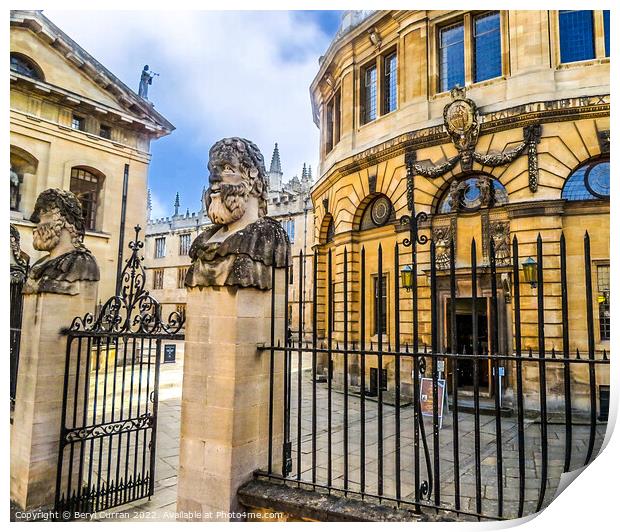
left=10, top=281, right=98, bottom=510
left=177, top=279, right=285, bottom=521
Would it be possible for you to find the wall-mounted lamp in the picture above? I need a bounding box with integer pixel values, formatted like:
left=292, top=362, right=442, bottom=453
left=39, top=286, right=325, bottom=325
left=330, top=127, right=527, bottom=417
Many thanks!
left=522, top=257, right=538, bottom=288
left=401, top=264, right=414, bottom=291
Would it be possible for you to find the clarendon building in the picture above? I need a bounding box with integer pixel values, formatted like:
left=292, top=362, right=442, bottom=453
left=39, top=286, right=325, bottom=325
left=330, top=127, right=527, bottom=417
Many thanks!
left=10, top=10, right=173, bottom=301
left=144, top=143, right=315, bottom=329
left=309, top=10, right=609, bottom=406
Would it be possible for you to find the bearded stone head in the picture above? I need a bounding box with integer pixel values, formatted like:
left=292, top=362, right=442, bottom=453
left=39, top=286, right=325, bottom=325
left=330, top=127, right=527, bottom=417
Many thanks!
left=30, top=188, right=85, bottom=253
left=204, top=137, right=269, bottom=225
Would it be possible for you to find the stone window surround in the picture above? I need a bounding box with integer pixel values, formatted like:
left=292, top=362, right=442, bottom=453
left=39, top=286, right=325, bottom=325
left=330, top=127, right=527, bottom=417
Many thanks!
left=550, top=10, right=610, bottom=68
left=428, top=11, right=510, bottom=98
left=357, top=44, right=399, bottom=130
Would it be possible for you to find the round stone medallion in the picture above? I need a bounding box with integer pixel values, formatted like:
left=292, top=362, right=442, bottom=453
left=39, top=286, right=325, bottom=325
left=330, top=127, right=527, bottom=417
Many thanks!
left=371, top=197, right=391, bottom=226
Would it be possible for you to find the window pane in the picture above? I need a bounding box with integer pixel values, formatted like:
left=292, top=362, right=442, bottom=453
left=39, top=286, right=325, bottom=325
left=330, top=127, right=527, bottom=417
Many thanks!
left=363, top=65, right=377, bottom=123
left=10, top=54, right=43, bottom=80
left=99, top=125, right=111, bottom=139
left=70, top=167, right=99, bottom=231
left=439, top=22, right=465, bottom=92
left=155, top=237, right=166, bottom=258
left=72, top=115, right=85, bottom=131
left=179, top=233, right=191, bottom=255
left=474, top=12, right=501, bottom=82
left=559, top=10, right=595, bottom=63
left=562, top=161, right=609, bottom=201
left=384, top=52, right=397, bottom=113
left=604, top=10, right=610, bottom=57
left=325, top=101, right=334, bottom=152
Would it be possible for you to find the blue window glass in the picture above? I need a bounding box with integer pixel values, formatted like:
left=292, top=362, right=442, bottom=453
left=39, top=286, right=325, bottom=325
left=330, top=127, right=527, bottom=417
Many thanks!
left=559, top=10, right=595, bottom=63
left=438, top=176, right=508, bottom=213
left=604, top=10, right=610, bottom=57
left=384, top=52, right=397, bottom=113
left=474, top=12, right=502, bottom=82
left=562, top=160, right=610, bottom=201
left=439, top=22, right=465, bottom=92
left=363, top=64, right=377, bottom=123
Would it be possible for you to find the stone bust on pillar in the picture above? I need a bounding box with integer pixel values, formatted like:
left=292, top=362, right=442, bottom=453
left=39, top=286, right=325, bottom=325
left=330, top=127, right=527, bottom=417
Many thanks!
left=24, top=188, right=100, bottom=295
left=185, top=137, right=290, bottom=290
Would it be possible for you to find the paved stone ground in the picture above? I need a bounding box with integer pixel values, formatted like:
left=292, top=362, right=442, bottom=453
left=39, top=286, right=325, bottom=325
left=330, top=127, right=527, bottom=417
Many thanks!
left=86, top=359, right=183, bottom=522
left=285, top=370, right=607, bottom=520
left=91, top=363, right=606, bottom=522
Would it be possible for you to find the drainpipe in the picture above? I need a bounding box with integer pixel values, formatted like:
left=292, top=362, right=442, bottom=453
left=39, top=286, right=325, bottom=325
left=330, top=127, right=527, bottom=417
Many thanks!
left=115, top=163, right=130, bottom=296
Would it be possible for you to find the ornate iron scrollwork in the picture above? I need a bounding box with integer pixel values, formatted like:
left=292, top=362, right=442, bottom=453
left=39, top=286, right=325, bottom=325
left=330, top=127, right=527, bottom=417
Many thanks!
left=65, top=414, right=153, bottom=443
left=68, top=226, right=185, bottom=335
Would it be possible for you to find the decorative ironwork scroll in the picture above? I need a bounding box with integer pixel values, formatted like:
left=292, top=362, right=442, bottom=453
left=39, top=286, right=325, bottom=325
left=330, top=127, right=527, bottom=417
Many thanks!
left=65, top=415, right=153, bottom=443
left=68, top=225, right=184, bottom=336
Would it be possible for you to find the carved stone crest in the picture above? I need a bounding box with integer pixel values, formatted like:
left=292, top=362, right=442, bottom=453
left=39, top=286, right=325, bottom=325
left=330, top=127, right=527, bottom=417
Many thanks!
left=482, top=218, right=511, bottom=266
left=185, top=137, right=290, bottom=290
left=443, top=86, right=480, bottom=171
left=24, top=189, right=100, bottom=295
left=432, top=218, right=456, bottom=270
left=406, top=87, right=542, bottom=192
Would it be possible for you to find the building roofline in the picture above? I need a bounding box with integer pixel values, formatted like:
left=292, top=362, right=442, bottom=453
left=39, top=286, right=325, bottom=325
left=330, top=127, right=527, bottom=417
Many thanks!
left=10, top=9, right=175, bottom=134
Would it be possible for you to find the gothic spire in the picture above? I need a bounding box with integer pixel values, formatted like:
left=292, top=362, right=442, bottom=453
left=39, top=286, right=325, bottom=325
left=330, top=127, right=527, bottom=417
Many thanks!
left=174, top=192, right=180, bottom=216
left=268, top=142, right=283, bottom=191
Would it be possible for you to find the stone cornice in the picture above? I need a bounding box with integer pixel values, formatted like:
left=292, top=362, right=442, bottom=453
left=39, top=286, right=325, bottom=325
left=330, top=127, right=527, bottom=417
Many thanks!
left=10, top=10, right=174, bottom=134
left=311, top=94, right=610, bottom=199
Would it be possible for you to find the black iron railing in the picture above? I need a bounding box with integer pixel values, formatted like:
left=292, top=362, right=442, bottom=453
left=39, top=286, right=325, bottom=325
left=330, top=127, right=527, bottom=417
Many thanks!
left=54, top=227, right=185, bottom=520
left=10, top=278, right=25, bottom=408
left=258, top=230, right=609, bottom=520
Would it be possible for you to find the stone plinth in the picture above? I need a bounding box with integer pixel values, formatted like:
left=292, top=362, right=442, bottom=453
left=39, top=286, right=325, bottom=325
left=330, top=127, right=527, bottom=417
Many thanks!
left=177, top=278, right=285, bottom=521
left=10, top=282, right=98, bottom=510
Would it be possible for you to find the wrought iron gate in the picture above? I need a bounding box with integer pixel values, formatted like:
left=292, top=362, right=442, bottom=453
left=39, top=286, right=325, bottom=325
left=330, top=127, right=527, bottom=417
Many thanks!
left=10, top=278, right=25, bottom=408
left=54, top=227, right=184, bottom=519
left=258, top=157, right=610, bottom=520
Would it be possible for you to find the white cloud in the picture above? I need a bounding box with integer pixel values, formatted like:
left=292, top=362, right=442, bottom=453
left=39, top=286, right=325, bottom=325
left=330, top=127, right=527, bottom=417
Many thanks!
left=45, top=10, right=330, bottom=189
left=149, top=191, right=168, bottom=220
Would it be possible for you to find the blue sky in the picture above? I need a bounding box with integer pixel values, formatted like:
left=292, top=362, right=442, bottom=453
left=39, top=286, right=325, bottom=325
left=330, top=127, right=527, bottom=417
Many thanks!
left=45, top=10, right=343, bottom=218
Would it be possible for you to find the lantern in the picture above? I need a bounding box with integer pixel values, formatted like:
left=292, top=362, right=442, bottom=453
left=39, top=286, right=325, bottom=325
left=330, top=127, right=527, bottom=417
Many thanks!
left=400, top=264, right=414, bottom=291
left=522, top=257, right=538, bottom=288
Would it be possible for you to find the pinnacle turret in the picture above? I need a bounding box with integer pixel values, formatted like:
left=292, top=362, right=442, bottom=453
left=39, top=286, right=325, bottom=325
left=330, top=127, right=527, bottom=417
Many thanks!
left=268, top=142, right=283, bottom=191
left=174, top=192, right=180, bottom=216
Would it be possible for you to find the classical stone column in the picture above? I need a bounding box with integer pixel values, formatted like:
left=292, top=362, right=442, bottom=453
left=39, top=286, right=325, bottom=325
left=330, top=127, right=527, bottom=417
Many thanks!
left=176, top=138, right=290, bottom=521
left=10, top=189, right=100, bottom=511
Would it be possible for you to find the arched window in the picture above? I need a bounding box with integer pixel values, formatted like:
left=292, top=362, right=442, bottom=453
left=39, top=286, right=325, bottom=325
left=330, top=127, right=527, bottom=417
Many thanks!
left=10, top=167, right=22, bottom=211
left=360, top=195, right=394, bottom=230
left=70, top=167, right=102, bottom=231
left=437, top=175, right=508, bottom=213
left=562, top=159, right=610, bottom=201
left=10, top=53, right=44, bottom=81
left=10, top=146, right=38, bottom=213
